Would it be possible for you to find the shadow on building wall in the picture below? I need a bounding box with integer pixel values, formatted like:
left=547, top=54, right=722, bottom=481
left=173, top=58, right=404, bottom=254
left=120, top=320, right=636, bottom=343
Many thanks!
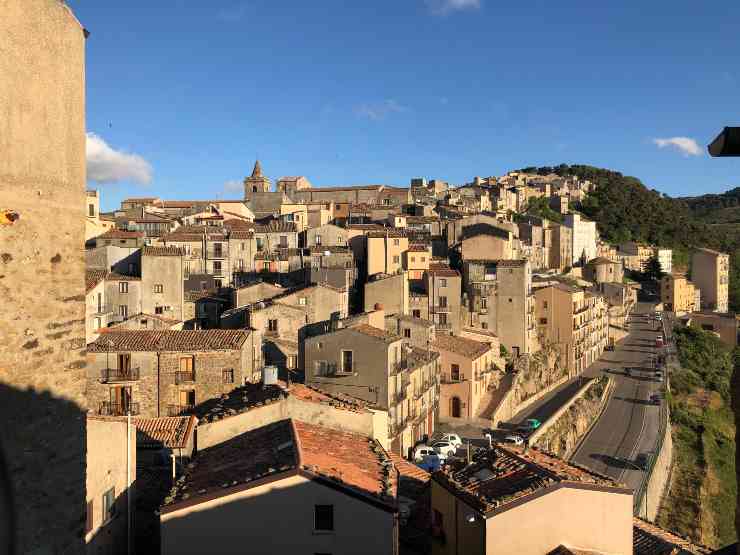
left=0, top=384, right=86, bottom=555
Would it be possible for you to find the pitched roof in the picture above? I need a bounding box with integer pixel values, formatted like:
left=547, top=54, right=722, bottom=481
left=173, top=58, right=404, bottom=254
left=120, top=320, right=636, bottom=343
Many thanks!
left=108, top=312, right=182, bottom=327
left=432, top=334, right=491, bottom=359
left=427, top=263, right=460, bottom=277
left=588, top=257, right=617, bottom=266
left=434, top=446, right=625, bottom=516
left=88, top=330, right=250, bottom=352
left=96, top=229, right=144, bottom=240
left=162, top=419, right=397, bottom=513
left=254, top=221, right=297, bottom=233
left=194, top=382, right=287, bottom=423
left=633, top=517, right=711, bottom=554
left=104, top=272, right=141, bottom=282
left=134, top=416, right=196, bottom=449
left=142, top=246, right=184, bottom=257
left=251, top=159, right=263, bottom=178
left=348, top=323, right=402, bottom=343
left=86, top=269, right=108, bottom=292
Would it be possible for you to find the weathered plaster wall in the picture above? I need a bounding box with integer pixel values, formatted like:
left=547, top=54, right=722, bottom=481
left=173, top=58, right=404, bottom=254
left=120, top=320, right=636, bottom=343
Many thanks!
left=0, top=1, right=88, bottom=553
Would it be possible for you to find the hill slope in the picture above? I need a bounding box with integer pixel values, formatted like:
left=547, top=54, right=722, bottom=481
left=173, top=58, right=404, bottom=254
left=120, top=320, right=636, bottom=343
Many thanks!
left=520, top=164, right=740, bottom=311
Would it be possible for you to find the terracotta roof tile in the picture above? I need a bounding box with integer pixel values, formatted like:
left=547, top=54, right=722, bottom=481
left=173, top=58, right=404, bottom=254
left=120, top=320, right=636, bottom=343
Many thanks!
left=96, top=229, right=144, bottom=240
left=134, top=416, right=196, bottom=449
left=254, top=222, right=297, bottom=233
left=142, top=246, right=185, bottom=257
left=105, top=272, right=141, bottom=282
left=427, top=263, right=460, bottom=277
left=88, top=330, right=250, bottom=352
left=432, top=334, right=491, bottom=359
left=633, top=517, right=712, bottom=555
left=86, top=269, right=108, bottom=292
left=349, top=323, right=402, bottom=343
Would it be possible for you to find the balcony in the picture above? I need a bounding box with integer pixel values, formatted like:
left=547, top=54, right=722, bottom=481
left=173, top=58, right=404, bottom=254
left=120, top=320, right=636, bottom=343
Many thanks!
left=389, top=359, right=408, bottom=375
left=391, top=389, right=408, bottom=405
left=91, top=304, right=115, bottom=316
left=435, top=322, right=452, bottom=331
left=440, top=375, right=465, bottom=384
left=432, top=305, right=451, bottom=313
left=167, top=404, right=195, bottom=417
left=99, top=401, right=139, bottom=416
left=175, top=370, right=196, bottom=384
left=100, top=367, right=140, bottom=383
left=206, top=248, right=227, bottom=259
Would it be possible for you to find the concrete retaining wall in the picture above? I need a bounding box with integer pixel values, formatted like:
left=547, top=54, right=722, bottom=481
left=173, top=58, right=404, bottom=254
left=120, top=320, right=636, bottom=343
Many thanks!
left=636, top=407, right=673, bottom=521
left=529, top=377, right=601, bottom=443
left=489, top=373, right=570, bottom=428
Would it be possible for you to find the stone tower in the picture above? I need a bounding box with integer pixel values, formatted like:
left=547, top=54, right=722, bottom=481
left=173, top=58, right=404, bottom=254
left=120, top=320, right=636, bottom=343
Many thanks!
left=243, top=160, right=272, bottom=198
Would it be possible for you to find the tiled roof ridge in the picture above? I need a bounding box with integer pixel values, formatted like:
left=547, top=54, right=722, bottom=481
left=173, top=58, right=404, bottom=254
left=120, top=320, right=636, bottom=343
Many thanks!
left=142, top=245, right=185, bottom=257
left=298, top=383, right=373, bottom=413
left=632, top=517, right=712, bottom=554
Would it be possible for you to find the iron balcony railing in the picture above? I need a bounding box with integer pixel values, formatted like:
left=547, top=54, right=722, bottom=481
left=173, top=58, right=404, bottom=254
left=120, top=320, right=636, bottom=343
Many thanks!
left=206, top=248, right=228, bottom=259
left=436, top=322, right=453, bottom=331
left=99, top=401, right=139, bottom=416
left=100, top=367, right=140, bottom=383
left=167, top=404, right=195, bottom=417
left=175, top=370, right=196, bottom=384
left=392, top=389, right=407, bottom=405
left=91, top=304, right=115, bottom=316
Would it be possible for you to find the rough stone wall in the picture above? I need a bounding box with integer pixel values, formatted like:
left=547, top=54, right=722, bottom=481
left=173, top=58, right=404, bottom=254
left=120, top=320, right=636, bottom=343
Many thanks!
left=86, top=352, right=159, bottom=417
left=0, top=1, right=88, bottom=553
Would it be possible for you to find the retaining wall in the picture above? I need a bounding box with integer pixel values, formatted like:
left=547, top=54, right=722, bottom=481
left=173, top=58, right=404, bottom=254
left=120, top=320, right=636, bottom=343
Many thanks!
left=529, top=377, right=603, bottom=443
left=636, top=407, right=673, bottom=521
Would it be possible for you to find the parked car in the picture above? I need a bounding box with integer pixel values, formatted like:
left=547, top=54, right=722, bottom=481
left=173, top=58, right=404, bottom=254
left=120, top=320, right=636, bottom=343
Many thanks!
left=649, top=393, right=661, bottom=405
left=432, top=433, right=463, bottom=448
left=518, top=418, right=542, bottom=433
left=413, top=445, right=444, bottom=463
left=431, top=441, right=458, bottom=458
left=503, top=434, right=524, bottom=446
left=654, top=371, right=663, bottom=382
left=416, top=453, right=443, bottom=472
left=635, top=453, right=652, bottom=471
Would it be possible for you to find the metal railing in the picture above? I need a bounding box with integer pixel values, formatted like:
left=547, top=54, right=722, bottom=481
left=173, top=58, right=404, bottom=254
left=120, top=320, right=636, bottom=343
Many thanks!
left=90, top=304, right=115, bottom=316
left=99, top=401, right=139, bottom=416
left=100, top=367, right=140, bottom=383
left=206, top=248, right=228, bottom=259
left=175, top=370, right=196, bottom=384
left=435, top=322, right=453, bottom=331
left=391, top=389, right=407, bottom=405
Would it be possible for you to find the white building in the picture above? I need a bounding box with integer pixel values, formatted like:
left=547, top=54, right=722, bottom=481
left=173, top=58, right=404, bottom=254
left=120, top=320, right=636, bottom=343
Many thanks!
left=656, top=248, right=672, bottom=275
left=564, top=213, right=597, bottom=265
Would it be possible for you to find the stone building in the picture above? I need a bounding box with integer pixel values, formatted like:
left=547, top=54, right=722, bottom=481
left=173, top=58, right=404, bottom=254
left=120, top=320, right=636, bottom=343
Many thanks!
left=584, top=257, right=624, bottom=284
left=691, top=248, right=730, bottom=313
left=550, top=224, right=572, bottom=272
left=305, top=222, right=350, bottom=248
left=432, top=334, right=502, bottom=423
left=141, top=246, right=185, bottom=322
left=1, top=1, right=88, bottom=552
left=424, top=264, right=463, bottom=335
left=86, top=330, right=262, bottom=418
left=660, top=273, right=699, bottom=315
left=460, top=223, right=517, bottom=262
left=304, top=324, right=439, bottom=456
left=364, top=272, right=410, bottom=316
left=534, top=284, right=609, bottom=374
left=105, top=273, right=143, bottom=324
left=95, top=229, right=145, bottom=249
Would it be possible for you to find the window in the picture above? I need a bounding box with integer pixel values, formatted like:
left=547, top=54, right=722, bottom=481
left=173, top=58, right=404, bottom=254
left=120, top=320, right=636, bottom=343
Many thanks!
left=341, top=350, right=353, bottom=373
left=481, top=297, right=487, bottom=309
left=451, top=364, right=460, bottom=381
left=393, top=239, right=399, bottom=246
left=88, top=204, right=95, bottom=217
left=287, top=355, right=297, bottom=369
left=102, top=487, right=115, bottom=524
left=412, top=310, right=421, bottom=318
left=155, top=306, right=164, bottom=315
left=241, top=242, right=246, bottom=251
left=213, top=243, right=223, bottom=257
left=438, top=313, right=448, bottom=325
left=539, top=318, right=548, bottom=325
left=222, top=369, right=234, bottom=384
left=315, top=235, right=322, bottom=245
left=86, top=499, right=94, bottom=533
left=410, top=256, right=416, bottom=262
left=179, top=356, right=194, bottom=373
left=256, top=238, right=264, bottom=251
left=439, top=278, right=447, bottom=287
left=215, top=279, right=222, bottom=288
left=280, top=235, right=288, bottom=248
left=268, top=319, right=279, bottom=332
left=404, top=328, right=411, bottom=338
left=314, top=505, right=334, bottom=532
left=298, top=297, right=307, bottom=306
left=119, top=305, right=128, bottom=318
left=543, top=301, right=548, bottom=309
left=383, top=198, right=392, bottom=206
left=153, top=284, right=163, bottom=294
left=119, top=282, right=128, bottom=294
left=481, top=322, right=488, bottom=330
left=421, top=257, right=426, bottom=262
left=213, top=261, right=222, bottom=274
left=438, top=296, right=447, bottom=308
left=393, top=255, right=400, bottom=263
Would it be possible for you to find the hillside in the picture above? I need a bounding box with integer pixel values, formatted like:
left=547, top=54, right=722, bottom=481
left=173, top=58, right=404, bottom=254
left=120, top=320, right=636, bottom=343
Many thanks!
left=519, top=164, right=740, bottom=311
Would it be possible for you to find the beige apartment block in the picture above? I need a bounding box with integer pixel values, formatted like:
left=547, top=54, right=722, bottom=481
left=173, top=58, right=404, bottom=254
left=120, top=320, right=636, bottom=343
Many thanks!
left=85, top=417, right=136, bottom=555
left=406, top=243, right=432, bottom=280
left=535, top=284, right=609, bottom=374
left=141, top=246, right=185, bottom=322
left=692, top=248, right=730, bottom=313
left=620, top=241, right=654, bottom=272
left=432, top=334, right=502, bottom=423
left=160, top=420, right=398, bottom=555
left=425, top=264, right=463, bottom=335
left=1, top=3, right=88, bottom=551
left=367, top=230, right=410, bottom=276
left=460, top=224, right=517, bottom=261
left=431, top=446, right=633, bottom=555
left=306, top=222, right=350, bottom=248
left=304, top=324, right=439, bottom=456
left=564, top=213, right=597, bottom=265
left=661, top=274, right=699, bottom=315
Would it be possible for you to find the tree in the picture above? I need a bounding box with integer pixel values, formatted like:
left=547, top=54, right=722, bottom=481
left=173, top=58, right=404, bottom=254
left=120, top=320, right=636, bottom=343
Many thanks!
left=644, top=255, right=664, bottom=282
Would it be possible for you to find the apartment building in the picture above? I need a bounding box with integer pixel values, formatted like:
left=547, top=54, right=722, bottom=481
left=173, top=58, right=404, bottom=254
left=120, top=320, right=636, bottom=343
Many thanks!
left=425, top=264, right=463, bottom=335
left=304, top=323, right=439, bottom=456
left=367, top=230, right=409, bottom=276
left=86, top=269, right=114, bottom=342
left=386, top=314, right=436, bottom=350
left=656, top=247, right=673, bottom=274
left=432, top=334, right=502, bottom=423
left=141, top=246, right=185, bottom=322
left=305, top=222, right=349, bottom=248
left=406, top=243, right=432, bottom=280
left=535, top=284, right=609, bottom=374
left=95, top=229, right=145, bottom=249
left=550, top=224, right=572, bottom=272
left=307, top=245, right=358, bottom=293
left=431, top=446, right=633, bottom=555
left=365, top=272, right=410, bottom=316
left=105, top=273, right=143, bottom=325
left=86, top=330, right=262, bottom=418
left=661, top=274, right=700, bottom=315
left=460, top=223, right=517, bottom=261
left=227, top=229, right=257, bottom=280
left=564, top=213, right=597, bottom=265
left=583, top=257, right=624, bottom=284
left=160, top=420, right=399, bottom=555
left=692, top=248, right=730, bottom=313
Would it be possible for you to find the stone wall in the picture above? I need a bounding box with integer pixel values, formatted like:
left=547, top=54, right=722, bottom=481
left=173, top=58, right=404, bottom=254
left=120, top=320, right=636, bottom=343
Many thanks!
left=0, top=1, right=88, bottom=552
left=638, top=406, right=673, bottom=522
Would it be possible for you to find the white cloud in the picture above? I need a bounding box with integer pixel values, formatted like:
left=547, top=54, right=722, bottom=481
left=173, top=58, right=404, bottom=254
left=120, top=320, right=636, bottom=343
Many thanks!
left=86, top=133, right=153, bottom=185
left=425, top=0, right=481, bottom=16
left=652, top=136, right=703, bottom=157
left=355, top=99, right=407, bottom=121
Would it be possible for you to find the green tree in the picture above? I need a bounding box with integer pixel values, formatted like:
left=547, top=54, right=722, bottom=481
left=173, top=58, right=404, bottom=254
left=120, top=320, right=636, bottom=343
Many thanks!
left=644, top=255, right=664, bottom=282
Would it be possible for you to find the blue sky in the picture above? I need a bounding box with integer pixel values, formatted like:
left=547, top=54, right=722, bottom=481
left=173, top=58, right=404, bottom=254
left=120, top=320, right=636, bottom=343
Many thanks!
left=69, top=0, right=740, bottom=211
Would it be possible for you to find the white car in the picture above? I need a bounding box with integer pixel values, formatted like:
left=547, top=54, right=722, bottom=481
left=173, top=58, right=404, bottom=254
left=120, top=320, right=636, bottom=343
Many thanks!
left=434, top=433, right=463, bottom=448
left=431, top=441, right=458, bottom=458
left=413, top=445, right=444, bottom=463
left=504, top=434, right=524, bottom=446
